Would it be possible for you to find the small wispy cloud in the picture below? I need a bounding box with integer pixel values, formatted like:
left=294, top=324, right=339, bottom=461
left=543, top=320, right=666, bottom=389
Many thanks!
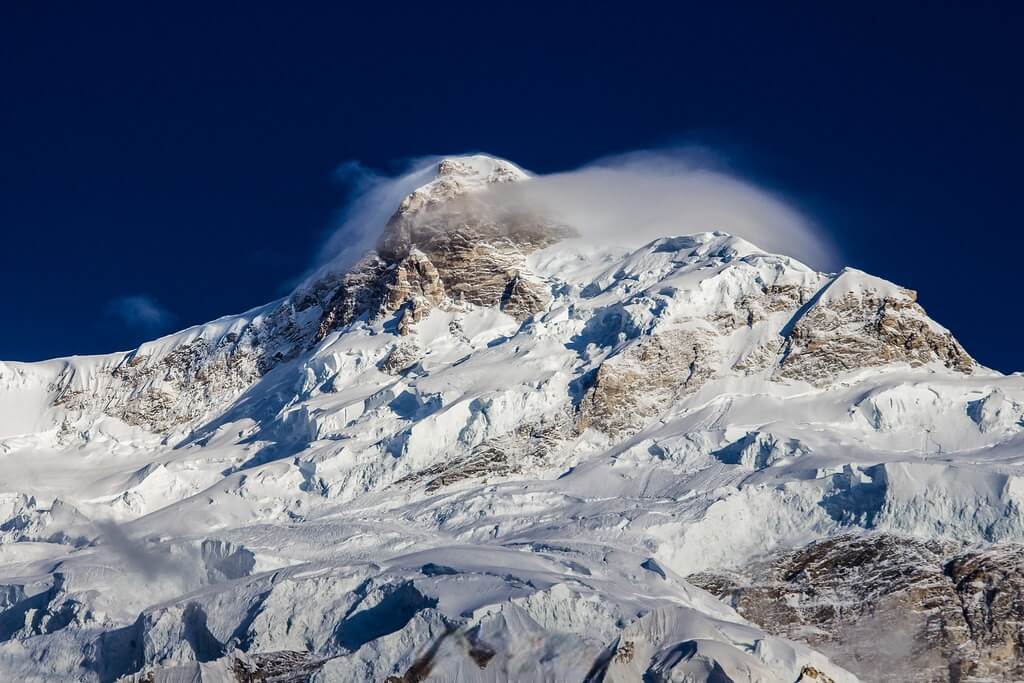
left=106, top=294, right=175, bottom=332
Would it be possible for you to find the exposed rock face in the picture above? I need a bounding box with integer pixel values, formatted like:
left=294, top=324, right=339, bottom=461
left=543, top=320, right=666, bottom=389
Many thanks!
left=945, top=547, right=1024, bottom=680
left=315, top=157, right=568, bottom=339
left=52, top=303, right=308, bottom=433
left=376, top=205, right=564, bottom=316
left=577, top=329, right=717, bottom=438
left=378, top=342, right=422, bottom=376
left=498, top=271, right=550, bottom=321
left=230, top=650, right=326, bottom=682
left=313, top=254, right=391, bottom=341
left=383, top=250, right=448, bottom=335
left=712, top=282, right=816, bottom=334
left=398, top=417, right=568, bottom=492
left=778, top=270, right=975, bottom=385
left=50, top=156, right=567, bottom=432
left=689, top=534, right=1024, bottom=682
left=39, top=161, right=979, bottom=440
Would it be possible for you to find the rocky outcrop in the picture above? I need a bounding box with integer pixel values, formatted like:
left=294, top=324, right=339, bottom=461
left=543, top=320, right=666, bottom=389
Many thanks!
left=316, top=248, right=448, bottom=338
left=377, top=208, right=562, bottom=315
left=397, top=417, right=568, bottom=492
left=383, top=250, right=448, bottom=335
left=577, top=329, right=716, bottom=438
left=379, top=342, right=422, bottom=376
left=689, top=534, right=1024, bottom=682
left=315, top=157, right=568, bottom=339
left=777, top=270, right=975, bottom=385
left=51, top=296, right=315, bottom=433
left=229, top=650, right=326, bottom=682
left=53, top=342, right=257, bottom=433
left=944, top=546, right=1024, bottom=680
left=498, top=271, right=549, bottom=321
left=712, top=282, right=815, bottom=334
left=313, top=254, right=391, bottom=341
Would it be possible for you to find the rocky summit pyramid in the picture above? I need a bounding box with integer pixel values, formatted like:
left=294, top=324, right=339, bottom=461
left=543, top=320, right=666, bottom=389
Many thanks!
left=1, top=155, right=1023, bottom=682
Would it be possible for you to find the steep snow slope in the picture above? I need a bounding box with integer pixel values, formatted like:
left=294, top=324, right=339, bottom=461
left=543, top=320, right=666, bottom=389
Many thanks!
left=0, top=154, right=1021, bottom=682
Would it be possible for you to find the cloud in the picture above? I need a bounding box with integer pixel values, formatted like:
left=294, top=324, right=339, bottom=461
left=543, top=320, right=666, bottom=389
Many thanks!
left=491, top=150, right=840, bottom=270
left=312, top=156, right=441, bottom=274
left=94, top=520, right=176, bottom=579
left=93, top=520, right=202, bottom=590
left=313, top=148, right=840, bottom=276
left=106, top=294, right=175, bottom=331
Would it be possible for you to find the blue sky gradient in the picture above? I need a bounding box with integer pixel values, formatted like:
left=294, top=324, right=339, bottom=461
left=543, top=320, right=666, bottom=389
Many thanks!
left=2, top=2, right=1021, bottom=371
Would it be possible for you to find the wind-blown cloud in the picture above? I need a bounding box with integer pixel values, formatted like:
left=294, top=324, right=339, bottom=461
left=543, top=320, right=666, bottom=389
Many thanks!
left=490, top=150, right=839, bottom=270
left=314, top=157, right=441, bottom=273
left=314, top=149, right=840, bottom=275
left=106, top=294, right=175, bottom=331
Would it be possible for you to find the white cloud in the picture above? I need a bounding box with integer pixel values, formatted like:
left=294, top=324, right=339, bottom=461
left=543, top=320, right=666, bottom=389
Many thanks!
left=492, top=150, right=839, bottom=270
left=106, top=294, right=175, bottom=331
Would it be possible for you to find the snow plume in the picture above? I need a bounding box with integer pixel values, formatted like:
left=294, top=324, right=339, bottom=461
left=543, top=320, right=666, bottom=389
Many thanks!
left=489, top=150, right=839, bottom=270
left=316, top=149, right=839, bottom=272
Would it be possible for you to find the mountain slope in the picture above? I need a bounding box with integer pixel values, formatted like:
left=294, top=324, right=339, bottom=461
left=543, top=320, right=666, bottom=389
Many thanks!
left=1, top=155, right=1022, bottom=682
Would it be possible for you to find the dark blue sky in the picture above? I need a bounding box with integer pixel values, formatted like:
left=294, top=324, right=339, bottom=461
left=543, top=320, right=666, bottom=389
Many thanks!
left=2, top=3, right=1021, bottom=372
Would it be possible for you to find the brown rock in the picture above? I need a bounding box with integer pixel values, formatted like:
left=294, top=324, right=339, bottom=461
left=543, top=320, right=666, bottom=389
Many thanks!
left=777, top=285, right=974, bottom=386
left=689, top=534, right=1024, bottom=682
left=577, top=330, right=716, bottom=439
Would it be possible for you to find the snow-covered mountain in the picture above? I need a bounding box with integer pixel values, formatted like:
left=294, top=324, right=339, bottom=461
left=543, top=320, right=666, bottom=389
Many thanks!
left=1, top=155, right=1022, bottom=682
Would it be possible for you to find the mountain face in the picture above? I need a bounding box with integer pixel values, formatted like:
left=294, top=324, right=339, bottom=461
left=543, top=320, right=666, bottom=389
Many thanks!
left=0, top=154, right=1022, bottom=682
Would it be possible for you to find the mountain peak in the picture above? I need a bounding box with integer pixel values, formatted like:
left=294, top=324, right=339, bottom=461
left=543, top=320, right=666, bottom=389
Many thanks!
left=392, top=154, right=529, bottom=221
left=3, top=153, right=1020, bottom=683
left=435, top=154, right=528, bottom=183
